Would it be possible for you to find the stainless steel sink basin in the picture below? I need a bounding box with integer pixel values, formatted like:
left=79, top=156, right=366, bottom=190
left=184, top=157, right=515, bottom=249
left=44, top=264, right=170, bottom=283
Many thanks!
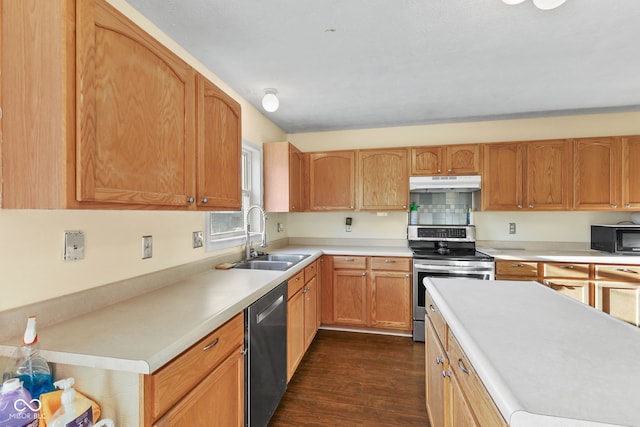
left=233, top=253, right=310, bottom=271
left=234, top=260, right=294, bottom=271
left=255, top=253, right=309, bottom=263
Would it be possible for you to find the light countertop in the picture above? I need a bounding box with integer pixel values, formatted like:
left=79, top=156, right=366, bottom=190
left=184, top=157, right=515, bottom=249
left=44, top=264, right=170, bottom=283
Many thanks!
left=0, top=245, right=411, bottom=374
left=425, top=277, right=640, bottom=427
left=478, top=240, right=640, bottom=264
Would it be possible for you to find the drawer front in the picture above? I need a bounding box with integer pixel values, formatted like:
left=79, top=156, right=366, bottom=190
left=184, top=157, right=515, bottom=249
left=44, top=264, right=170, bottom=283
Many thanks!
left=370, top=256, right=411, bottom=272
left=288, top=270, right=305, bottom=299
left=543, top=279, right=590, bottom=304
left=495, top=261, right=538, bottom=278
left=543, top=262, right=589, bottom=279
left=147, top=313, right=244, bottom=421
left=333, top=255, right=367, bottom=270
left=304, top=260, right=318, bottom=283
left=425, top=291, right=446, bottom=344
left=595, top=265, right=640, bottom=282
left=448, top=332, right=508, bottom=427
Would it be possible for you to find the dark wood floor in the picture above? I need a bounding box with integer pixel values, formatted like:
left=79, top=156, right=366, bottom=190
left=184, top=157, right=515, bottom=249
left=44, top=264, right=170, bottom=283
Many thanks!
left=269, top=329, right=430, bottom=427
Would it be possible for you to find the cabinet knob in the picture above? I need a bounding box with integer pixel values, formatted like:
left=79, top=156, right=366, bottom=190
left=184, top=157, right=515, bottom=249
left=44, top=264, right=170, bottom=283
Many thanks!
left=437, top=169, right=442, bottom=174
left=436, top=356, right=444, bottom=365
left=528, top=204, right=534, bottom=208
left=402, top=205, right=407, bottom=209
left=517, top=204, right=523, bottom=209
left=362, top=272, right=366, bottom=276
left=187, top=197, right=195, bottom=204
left=612, top=204, right=618, bottom=208
left=201, top=197, right=208, bottom=204
left=447, top=168, right=452, bottom=173
left=626, top=203, right=632, bottom=208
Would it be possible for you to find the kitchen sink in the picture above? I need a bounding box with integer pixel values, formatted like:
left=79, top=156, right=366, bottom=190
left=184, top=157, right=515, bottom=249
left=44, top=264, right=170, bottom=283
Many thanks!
left=233, top=253, right=310, bottom=271
left=234, top=260, right=294, bottom=271
left=254, top=253, right=309, bottom=263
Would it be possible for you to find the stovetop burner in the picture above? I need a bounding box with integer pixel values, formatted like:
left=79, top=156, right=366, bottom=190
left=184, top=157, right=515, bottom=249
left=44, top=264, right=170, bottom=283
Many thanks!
left=408, top=225, right=493, bottom=261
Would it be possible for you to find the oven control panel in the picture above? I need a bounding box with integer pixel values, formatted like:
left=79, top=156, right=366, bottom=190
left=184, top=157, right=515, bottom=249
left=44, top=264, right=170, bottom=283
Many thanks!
left=407, top=225, right=475, bottom=242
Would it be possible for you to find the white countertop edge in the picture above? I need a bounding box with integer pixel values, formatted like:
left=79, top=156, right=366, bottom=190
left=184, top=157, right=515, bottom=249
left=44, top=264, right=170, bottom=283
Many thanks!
left=424, top=278, right=524, bottom=424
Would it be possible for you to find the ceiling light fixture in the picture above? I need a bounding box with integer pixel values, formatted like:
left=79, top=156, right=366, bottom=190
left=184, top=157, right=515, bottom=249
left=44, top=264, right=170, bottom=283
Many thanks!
left=502, top=0, right=567, bottom=10
left=262, top=89, right=279, bottom=113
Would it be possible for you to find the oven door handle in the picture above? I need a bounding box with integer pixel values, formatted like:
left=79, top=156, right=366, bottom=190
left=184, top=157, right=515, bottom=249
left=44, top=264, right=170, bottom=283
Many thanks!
left=414, top=264, right=493, bottom=273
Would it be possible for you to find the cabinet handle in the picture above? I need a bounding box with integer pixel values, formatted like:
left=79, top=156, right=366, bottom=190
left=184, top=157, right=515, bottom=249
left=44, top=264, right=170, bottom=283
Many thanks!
left=241, top=348, right=248, bottom=355
left=429, top=304, right=436, bottom=312
left=457, top=358, right=470, bottom=375
left=202, top=337, right=219, bottom=351
left=528, top=204, right=534, bottom=208
left=442, top=370, right=452, bottom=378
left=186, top=197, right=195, bottom=204
left=626, top=203, right=632, bottom=208
left=296, top=276, right=301, bottom=281
left=617, top=268, right=639, bottom=274
left=612, top=204, right=618, bottom=208
left=201, top=197, right=208, bottom=204
left=344, top=258, right=355, bottom=262
left=511, top=263, right=523, bottom=267
left=384, top=259, right=396, bottom=263
left=436, top=356, right=444, bottom=365
left=561, top=265, right=575, bottom=269
left=517, top=204, right=523, bottom=209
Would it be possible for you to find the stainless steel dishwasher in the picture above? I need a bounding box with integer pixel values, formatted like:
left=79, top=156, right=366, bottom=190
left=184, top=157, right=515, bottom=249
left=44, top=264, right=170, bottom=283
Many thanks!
left=245, top=281, right=287, bottom=427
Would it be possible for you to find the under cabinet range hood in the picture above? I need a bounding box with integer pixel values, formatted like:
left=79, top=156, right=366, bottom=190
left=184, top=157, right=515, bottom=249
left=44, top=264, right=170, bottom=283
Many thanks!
left=409, top=175, right=481, bottom=192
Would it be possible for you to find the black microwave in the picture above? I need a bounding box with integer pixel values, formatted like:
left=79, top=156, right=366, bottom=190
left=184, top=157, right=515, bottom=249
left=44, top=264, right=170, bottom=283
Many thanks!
left=591, top=225, right=640, bottom=254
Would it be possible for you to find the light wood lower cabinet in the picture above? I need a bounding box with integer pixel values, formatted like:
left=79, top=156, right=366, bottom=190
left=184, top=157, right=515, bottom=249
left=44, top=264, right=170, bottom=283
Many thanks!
left=324, top=255, right=412, bottom=333
left=287, top=262, right=319, bottom=382
left=143, top=313, right=244, bottom=426
left=425, top=291, right=507, bottom=427
left=594, top=264, right=640, bottom=327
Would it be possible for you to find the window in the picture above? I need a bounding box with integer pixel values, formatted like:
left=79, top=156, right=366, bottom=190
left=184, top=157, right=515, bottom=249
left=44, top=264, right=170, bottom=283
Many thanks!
left=205, top=141, right=262, bottom=251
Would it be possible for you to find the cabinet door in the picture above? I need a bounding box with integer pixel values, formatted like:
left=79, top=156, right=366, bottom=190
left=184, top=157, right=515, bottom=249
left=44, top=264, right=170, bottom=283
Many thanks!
left=370, top=271, right=412, bottom=331
left=77, top=0, right=196, bottom=207
left=622, top=136, right=640, bottom=209
left=450, top=372, right=478, bottom=427
left=153, top=347, right=244, bottom=427
left=482, top=143, right=524, bottom=210
left=287, top=289, right=305, bottom=382
left=304, top=276, right=318, bottom=349
left=320, top=256, right=334, bottom=325
left=526, top=139, right=572, bottom=210
left=333, top=270, right=368, bottom=325
left=446, top=144, right=480, bottom=175
left=358, top=149, right=409, bottom=210
left=573, top=137, right=621, bottom=210
left=411, top=147, right=443, bottom=175
left=195, top=75, right=241, bottom=210
left=309, top=151, right=355, bottom=210
left=425, top=319, right=447, bottom=427
left=289, top=146, right=304, bottom=211
left=543, top=280, right=590, bottom=304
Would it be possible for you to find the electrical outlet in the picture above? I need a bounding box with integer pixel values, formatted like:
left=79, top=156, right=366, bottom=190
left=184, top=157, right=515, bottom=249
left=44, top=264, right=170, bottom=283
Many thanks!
left=192, top=231, right=203, bottom=248
left=509, top=222, right=516, bottom=234
left=142, top=236, right=153, bottom=259
left=64, top=231, right=85, bottom=261
left=277, top=222, right=284, bottom=233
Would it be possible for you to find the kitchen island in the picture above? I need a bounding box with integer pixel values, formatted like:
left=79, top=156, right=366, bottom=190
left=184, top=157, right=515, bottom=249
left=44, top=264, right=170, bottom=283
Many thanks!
left=425, top=277, right=640, bottom=426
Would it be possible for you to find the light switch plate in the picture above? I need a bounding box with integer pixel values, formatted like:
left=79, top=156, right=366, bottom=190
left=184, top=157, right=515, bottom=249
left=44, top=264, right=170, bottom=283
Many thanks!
left=64, top=231, right=85, bottom=261
left=142, top=236, right=153, bottom=259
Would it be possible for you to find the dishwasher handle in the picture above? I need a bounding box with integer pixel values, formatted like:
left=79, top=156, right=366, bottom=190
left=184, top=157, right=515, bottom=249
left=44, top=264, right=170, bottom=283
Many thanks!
left=256, top=295, right=285, bottom=324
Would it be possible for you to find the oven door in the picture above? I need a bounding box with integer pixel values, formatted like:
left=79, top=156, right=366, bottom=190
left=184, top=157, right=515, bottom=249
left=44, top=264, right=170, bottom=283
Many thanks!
left=412, top=261, right=494, bottom=341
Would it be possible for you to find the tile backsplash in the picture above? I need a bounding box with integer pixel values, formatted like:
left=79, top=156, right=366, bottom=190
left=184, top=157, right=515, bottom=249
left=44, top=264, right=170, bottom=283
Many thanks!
left=410, top=192, right=472, bottom=225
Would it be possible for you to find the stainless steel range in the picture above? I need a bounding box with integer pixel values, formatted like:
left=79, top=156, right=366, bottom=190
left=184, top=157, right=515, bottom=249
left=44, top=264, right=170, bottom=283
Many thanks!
left=409, top=225, right=494, bottom=342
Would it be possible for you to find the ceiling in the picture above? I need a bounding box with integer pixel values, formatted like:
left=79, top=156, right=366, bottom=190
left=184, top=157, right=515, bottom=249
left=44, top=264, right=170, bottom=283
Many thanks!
left=126, top=0, right=640, bottom=134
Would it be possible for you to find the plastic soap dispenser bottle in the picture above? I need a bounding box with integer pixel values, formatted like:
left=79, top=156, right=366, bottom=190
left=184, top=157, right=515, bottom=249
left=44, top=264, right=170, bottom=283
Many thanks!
left=3, top=316, right=54, bottom=399
left=48, top=378, right=95, bottom=427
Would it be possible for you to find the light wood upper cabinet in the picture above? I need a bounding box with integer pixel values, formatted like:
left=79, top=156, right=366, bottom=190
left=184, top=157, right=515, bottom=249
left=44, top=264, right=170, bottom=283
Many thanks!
left=2, top=0, right=240, bottom=210
left=621, top=136, right=640, bottom=209
left=195, top=75, right=241, bottom=210
left=264, top=142, right=305, bottom=212
left=77, top=0, right=196, bottom=207
left=411, top=144, right=480, bottom=176
left=483, top=139, right=571, bottom=211
left=309, top=151, right=356, bottom=210
left=358, top=148, right=409, bottom=211
left=573, top=137, right=621, bottom=210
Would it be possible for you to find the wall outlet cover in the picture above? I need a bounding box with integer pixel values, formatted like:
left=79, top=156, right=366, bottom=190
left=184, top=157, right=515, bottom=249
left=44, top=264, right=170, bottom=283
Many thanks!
left=193, top=231, right=204, bottom=248
left=64, top=231, right=85, bottom=261
left=142, top=235, right=153, bottom=259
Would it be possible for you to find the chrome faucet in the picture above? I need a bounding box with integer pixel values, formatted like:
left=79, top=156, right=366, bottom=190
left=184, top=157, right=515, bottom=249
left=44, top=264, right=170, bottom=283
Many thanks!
left=245, top=205, right=267, bottom=259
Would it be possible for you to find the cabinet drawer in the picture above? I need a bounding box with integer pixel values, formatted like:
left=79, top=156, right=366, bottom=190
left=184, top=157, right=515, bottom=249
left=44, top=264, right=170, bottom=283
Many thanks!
left=495, top=261, right=538, bottom=278
left=146, top=313, right=244, bottom=421
left=543, top=279, right=590, bottom=304
left=304, top=261, right=318, bottom=283
left=448, top=332, right=508, bottom=427
left=543, top=262, right=589, bottom=279
left=288, top=270, right=305, bottom=299
left=425, top=291, right=446, bottom=344
left=370, top=256, right=411, bottom=272
left=333, top=256, right=367, bottom=270
left=595, top=265, right=640, bottom=282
